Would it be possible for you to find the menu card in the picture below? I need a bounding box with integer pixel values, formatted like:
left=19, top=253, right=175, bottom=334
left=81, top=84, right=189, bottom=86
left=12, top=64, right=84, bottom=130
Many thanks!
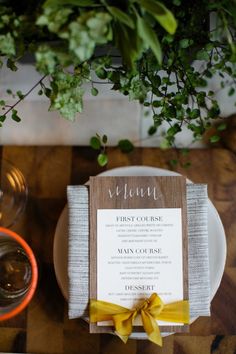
left=89, top=176, right=189, bottom=333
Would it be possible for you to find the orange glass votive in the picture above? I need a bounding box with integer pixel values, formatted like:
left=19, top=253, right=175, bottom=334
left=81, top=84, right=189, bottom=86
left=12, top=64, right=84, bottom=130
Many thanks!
left=0, top=227, right=38, bottom=321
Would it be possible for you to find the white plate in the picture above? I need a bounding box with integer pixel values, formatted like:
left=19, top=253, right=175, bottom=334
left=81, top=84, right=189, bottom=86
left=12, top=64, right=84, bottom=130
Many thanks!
left=53, top=166, right=226, bottom=336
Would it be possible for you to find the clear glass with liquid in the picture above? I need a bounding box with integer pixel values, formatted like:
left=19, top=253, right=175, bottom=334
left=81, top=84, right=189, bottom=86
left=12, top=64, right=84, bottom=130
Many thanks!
left=0, top=239, right=32, bottom=307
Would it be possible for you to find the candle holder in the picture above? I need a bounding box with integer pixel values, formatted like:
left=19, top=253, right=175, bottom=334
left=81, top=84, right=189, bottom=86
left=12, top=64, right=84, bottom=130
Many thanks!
left=0, top=227, right=38, bottom=321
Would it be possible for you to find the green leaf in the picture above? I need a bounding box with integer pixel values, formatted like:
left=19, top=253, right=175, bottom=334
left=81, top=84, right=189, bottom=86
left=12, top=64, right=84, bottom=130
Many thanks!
left=208, top=104, right=220, bottom=118
left=97, top=153, right=108, bottom=166
left=206, top=43, right=214, bottom=51
left=0, top=100, right=5, bottom=106
left=0, top=115, right=6, bottom=122
left=118, top=139, right=134, bottom=153
left=128, top=75, right=149, bottom=101
left=167, top=123, right=181, bottom=136
left=114, top=22, right=143, bottom=69
left=0, top=33, right=15, bottom=56
left=152, top=100, right=161, bottom=107
left=137, top=15, right=162, bottom=64
left=210, top=135, right=220, bottom=143
left=153, top=114, right=162, bottom=126
left=148, top=125, right=157, bottom=135
left=217, top=123, right=227, bottom=131
left=160, top=138, right=171, bottom=149
left=37, top=7, right=73, bottom=33
left=151, top=75, right=161, bottom=87
left=95, top=68, right=107, bottom=79
left=65, top=12, right=112, bottom=62
left=16, top=90, right=24, bottom=100
left=11, top=109, right=21, bottom=122
left=102, top=134, right=108, bottom=144
left=189, top=108, right=200, bottom=119
left=36, top=45, right=61, bottom=74
left=138, top=0, right=177, bottom=34
left=91, top=87, right=98, bottom=96
left=44, top=88, right=52, bottom=98
left=7, top=59, right=17, bottom=72
left=198, top=79, right=207, bottom=87
left=196, top=50, right=210, bottom=61
left=228, top=87, right=235, bottom=96
left=107, top=6, right=135, bottom=29
left=49, top=71, right=84, bottom=120
left=162, top=34, right=174, bottom=44
left=90, top=136, right=101, bottom=150
left=179, top=38, right=193, bottom=49
left=188, top=123, right=205, bottom=137
left=196, top=91, right=207, bottom=107
left=205, top=70, right=213, bottom=78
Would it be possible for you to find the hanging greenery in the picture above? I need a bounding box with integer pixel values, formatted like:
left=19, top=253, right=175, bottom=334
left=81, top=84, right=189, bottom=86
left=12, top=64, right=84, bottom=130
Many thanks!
left=0, top=0, right=236, bottom=153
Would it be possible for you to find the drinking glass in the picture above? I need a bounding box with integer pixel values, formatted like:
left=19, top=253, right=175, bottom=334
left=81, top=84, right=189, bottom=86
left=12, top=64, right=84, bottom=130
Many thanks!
left=0, top=227, right=38, bottom=321
left=0, top=159, right=28, bottom=228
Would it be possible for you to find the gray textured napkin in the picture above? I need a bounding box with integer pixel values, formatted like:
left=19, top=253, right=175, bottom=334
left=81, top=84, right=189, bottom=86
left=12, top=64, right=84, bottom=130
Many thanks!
left=67, top=183, right=210, bottom=320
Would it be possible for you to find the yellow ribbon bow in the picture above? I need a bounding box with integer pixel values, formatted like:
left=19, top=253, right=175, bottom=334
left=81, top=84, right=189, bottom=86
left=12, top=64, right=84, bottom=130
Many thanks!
left=90, top=293, right=189, bottom=346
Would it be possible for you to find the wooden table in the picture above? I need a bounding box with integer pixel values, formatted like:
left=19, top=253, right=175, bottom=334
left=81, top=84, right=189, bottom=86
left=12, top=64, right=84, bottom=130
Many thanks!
left=0, top=146, right=236, bottom=354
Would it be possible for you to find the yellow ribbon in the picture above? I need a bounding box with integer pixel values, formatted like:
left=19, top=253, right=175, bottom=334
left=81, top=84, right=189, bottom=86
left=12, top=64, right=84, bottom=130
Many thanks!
left=90, top=293, right=189, bottom=346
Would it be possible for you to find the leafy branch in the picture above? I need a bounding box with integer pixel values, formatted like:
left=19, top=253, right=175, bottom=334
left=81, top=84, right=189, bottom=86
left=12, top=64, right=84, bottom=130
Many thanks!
left=0, top=0, right=236, bottom=147
left=0, top=74, right=48, bottom=124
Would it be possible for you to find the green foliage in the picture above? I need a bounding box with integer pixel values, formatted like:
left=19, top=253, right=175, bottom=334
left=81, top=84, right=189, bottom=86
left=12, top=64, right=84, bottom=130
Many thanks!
left=36, top=7, right=73, bottom=33
left=107, top=6, right=134, bottom=29
left=90, top=136, right=101, bottom=150
left=97, top=153, right=108, bottom=166
left=118, top=139, right=134, bottom=153
left=36, top=45, right=72, bottom=74
left=128, top=76, right=150, bottom=101
left=137, top=0, right=177, bottom=34
left=0, top=0, right=236, bottom=147
left=148, top=125, right=157, bottom=136
left=90, top=133, right=108, bottom=166
left=160, top=138, right=171, bottom=149
left=37, top=8, right=113, bottom=63
left=11, top=109, right=21, bottom=122
left=64, top=12, right=112, bottom=62
left=0, top=115, right=6, bottom=122
left=209, top=135, right=220, bottom=143
left=91, top=87, right=98, bottom=96
left=136, top=15, right=162, bottom=64
left=49, top=70, right=85, bottom=120
left=0, top=33, right=15, bottom=56
left=217, top=123, right=227, bottom=131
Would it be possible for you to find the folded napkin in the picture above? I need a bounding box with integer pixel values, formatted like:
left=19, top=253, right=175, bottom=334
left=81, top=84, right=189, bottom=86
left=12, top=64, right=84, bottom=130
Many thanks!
left=67, top=183, right=210, bottom=320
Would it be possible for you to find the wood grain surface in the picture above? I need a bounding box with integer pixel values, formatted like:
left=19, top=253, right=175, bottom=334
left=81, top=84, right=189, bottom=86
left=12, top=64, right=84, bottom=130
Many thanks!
left=0, top=145, right=235, bottom=354
left=89, top=176, right=188, bottom=334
